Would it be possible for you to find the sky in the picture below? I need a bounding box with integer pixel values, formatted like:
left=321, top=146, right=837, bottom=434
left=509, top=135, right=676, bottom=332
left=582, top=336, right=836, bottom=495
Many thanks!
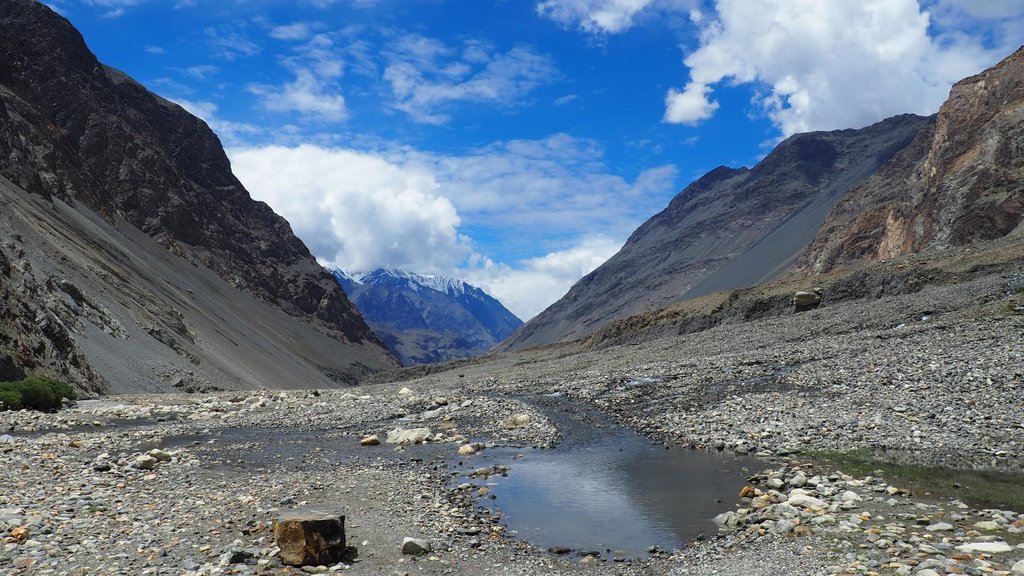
left=47, top=0, right=1024, bottom=320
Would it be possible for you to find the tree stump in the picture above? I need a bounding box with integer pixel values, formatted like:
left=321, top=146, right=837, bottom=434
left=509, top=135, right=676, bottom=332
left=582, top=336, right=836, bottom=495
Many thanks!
left=273, top=506, right=346, bottom=566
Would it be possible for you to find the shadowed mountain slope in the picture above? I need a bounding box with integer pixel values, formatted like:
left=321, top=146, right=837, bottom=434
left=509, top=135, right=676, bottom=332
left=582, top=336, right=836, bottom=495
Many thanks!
left=0, top=0, right=397, bottom=392
left=501, top=114, right=930, bottom=351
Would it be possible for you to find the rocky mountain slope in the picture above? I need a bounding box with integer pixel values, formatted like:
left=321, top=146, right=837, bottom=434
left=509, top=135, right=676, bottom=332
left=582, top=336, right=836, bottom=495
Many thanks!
left=501, top=114, right=930, bottom=351
left=0, top=0, right=397, bottom=392
left=334, top=269, right=522, bottom=366
left=799, top=46, right=1024, bottom=273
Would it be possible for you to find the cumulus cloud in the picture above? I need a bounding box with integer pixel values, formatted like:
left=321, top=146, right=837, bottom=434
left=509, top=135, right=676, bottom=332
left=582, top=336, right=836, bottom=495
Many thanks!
left=383, top=35, right=558, bottom=124
left=227, top=136, right=676, bottom=319
left=462, top=236, right=623, bottom=320
left=229, top=145, right=469, bottom=273
left=664, top=0, right=1013, bottom=136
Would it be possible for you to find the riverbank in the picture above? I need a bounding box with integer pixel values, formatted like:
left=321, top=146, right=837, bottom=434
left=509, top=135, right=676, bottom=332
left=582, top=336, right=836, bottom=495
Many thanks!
left=2, top=258, right=1023, bottom=575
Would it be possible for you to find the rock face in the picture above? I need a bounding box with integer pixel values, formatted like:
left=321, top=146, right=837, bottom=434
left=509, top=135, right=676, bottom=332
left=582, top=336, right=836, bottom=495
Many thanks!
left=800, top=46, right=1024, bottom=273
left=0, top=1, right=397, bottom=391
left=273, top=508, right=347, bottom=566
left=334, top=269, right=521, bottom=366
left=501, top=114, right=929, bottom=350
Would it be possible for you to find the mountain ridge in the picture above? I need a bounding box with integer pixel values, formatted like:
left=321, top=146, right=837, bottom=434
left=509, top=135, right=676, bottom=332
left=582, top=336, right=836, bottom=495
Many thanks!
left=0, top=0, right=398, bottom=392
left=500, top=113, right=931, bottom=351
left=334, top=268, right=522, bottom=366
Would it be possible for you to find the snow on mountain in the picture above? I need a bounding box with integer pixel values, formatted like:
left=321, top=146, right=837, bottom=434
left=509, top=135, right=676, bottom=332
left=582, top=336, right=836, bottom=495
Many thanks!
left=331, top=267, right=522, bottom=366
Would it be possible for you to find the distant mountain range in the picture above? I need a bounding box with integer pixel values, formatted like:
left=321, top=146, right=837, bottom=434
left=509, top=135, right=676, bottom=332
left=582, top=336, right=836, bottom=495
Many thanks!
left=333, top=269, right=522, bottom=366
left=502, top=46, right=1024, bottom=352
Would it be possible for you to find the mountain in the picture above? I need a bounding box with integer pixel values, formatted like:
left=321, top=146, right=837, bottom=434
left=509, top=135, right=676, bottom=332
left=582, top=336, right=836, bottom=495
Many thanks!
left=798, top=46, right=1024, bottom=273
left=333, top=269, right=522, bottom=366
left=500, top=113, right=931, bottom=351
left=0, top=0, right=397, bottom=393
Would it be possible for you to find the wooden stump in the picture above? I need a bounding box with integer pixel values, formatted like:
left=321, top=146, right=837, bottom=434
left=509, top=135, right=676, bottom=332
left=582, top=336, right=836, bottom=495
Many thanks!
left=273, top=506, right=346, bottom=566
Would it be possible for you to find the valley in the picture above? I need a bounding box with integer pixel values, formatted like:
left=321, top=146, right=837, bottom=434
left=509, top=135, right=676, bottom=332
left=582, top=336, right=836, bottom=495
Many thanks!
left=2, top=243, right=1022, bottom=575
left=0, top=2, right=1023, bottom=575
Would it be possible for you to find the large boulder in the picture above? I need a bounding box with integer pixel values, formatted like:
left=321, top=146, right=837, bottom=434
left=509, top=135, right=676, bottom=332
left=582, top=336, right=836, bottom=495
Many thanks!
left=793, top=290, right=823, bottom=312
left=273, top=507, right=346, bottom=566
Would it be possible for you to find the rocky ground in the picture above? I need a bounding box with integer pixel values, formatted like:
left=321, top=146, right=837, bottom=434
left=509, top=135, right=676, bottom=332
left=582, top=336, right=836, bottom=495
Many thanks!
left=1, top=257, right=1023, bottom=575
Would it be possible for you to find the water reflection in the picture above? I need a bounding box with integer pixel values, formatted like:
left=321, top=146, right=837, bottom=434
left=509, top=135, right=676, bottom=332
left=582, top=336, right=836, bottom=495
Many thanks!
left=462, top=404, right=764, bottom=558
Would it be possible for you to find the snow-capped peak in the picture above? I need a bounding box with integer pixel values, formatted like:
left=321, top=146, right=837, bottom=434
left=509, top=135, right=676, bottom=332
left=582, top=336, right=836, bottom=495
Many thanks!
left=338, top=268, right=470, bottom=296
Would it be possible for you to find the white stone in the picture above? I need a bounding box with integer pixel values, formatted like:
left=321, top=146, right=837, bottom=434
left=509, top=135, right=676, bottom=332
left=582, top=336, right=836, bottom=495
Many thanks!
left=786, top=489, right=826, bottom=509
left=1010, top=559, right=1024, bottom=575
left=386, top=427, right=432, bottom=445
left=841, top=491, right=862, bottom=502
left=925, top=522, right=954, bottom=531
left=401, top=537, right=431, bottom=555
left=135, top=454, right=158, bottom=470
left=955, top=541, right=1012, bottom=554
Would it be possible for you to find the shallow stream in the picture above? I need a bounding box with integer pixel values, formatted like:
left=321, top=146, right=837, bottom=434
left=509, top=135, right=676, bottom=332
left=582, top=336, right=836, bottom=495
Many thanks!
left=160, top=395, right=768, bottom=558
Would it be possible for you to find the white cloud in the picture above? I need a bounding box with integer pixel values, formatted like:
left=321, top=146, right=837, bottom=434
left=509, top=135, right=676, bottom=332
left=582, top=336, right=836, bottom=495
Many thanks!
left=391, top=134, right=677, bottom=250
left=664, top=0, right=1014, bottom=136
left=144, top=45, right=165, bottom=54
left=227, top=136, right=677, bottom=319
left=205, top=26, right=261, bottom=60
left=229, top=145, right=469, bottom=273
left=250, top=69, right=348, bottom=121
left=383, top=35, right=558, bottom=124
left=462, top=236, right=623, bottom=320
left=535, top=0, right=697, bottom=34
left=270, top=22, right=316, bottom=41
left=177, top=65, right=218, bottom=79
left=663, top=81, right=718, bottom=124
left=249, top=34, right=348, bottom=122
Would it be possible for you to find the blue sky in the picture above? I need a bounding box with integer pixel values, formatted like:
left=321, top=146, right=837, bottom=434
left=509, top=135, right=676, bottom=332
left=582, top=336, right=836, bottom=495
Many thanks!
left=49, top=0, right=1024, bottom=319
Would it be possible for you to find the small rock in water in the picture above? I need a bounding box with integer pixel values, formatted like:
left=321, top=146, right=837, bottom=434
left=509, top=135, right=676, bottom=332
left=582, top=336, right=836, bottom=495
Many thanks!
left=359, top=435, right=379, bottom=446
left=148, top=448, right=172, bottom=462
left=457, top=444, right=477, bottom=456
left=401, top=537, right=431, bottom=555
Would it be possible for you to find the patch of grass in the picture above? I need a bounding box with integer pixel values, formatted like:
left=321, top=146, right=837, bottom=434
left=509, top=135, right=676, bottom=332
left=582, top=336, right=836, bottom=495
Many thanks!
left=0, top=376, right=76, bottom=412
left=802, top=449, right=1024, bottom=512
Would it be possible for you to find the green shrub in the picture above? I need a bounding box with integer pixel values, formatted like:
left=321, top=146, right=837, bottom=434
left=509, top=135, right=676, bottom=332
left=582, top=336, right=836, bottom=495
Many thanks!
left=0, top=389, right=22, bottom=410
left=0, top=376, right=76, bottom=412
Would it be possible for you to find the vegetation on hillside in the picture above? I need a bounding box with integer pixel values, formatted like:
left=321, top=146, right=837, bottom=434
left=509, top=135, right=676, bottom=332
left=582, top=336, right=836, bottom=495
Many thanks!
left=0, top=376, right=76, bottom=412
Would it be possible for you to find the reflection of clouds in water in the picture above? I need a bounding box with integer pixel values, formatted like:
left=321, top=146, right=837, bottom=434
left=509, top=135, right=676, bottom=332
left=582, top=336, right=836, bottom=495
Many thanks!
left=492, top=448, right=681, bottom=552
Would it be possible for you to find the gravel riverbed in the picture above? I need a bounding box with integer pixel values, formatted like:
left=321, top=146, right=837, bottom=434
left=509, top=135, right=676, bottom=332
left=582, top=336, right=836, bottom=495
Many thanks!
left=2, top=266, right=1023, bottom=575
